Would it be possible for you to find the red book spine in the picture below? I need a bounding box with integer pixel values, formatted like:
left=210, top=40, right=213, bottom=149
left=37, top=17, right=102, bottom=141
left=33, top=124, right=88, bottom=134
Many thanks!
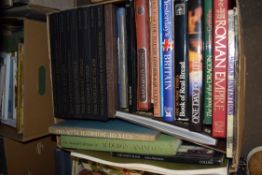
left=212, top=0, right=228, bottom=138
left=135, top=0, right=151, bottom=111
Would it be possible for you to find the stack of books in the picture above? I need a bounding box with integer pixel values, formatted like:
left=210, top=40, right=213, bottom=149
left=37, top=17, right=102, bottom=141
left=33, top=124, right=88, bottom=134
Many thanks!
left=47, top=0, right=243, bottom=174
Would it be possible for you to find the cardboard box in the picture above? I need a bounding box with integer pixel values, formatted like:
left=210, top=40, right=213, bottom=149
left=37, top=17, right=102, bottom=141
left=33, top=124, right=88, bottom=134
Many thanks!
left=4, top=136, right=56, bottom=175
left=27, top=0, right=76, bottom=10
left=0, top=18, right=54, bottom=142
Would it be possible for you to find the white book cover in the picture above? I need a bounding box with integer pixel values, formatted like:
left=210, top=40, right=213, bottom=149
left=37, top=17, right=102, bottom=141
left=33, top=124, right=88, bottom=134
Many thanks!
left=0, top=59, right=6, bottom=117
left=2, top=53, right=11, bottom=120
left=71, top=150, right=228, bottom=175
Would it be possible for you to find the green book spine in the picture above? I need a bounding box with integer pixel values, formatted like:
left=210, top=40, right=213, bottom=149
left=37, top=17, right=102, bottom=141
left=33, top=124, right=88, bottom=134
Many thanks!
left=60, top=134, right=181, bottom=156
left=203, top=0, right=213, bottom=125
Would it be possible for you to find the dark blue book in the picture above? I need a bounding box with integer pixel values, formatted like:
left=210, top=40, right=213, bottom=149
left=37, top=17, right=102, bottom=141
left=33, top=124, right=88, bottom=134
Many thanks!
left=54, top=148, right=71, bottom=175
left=49, top=119, right=160, bottom=141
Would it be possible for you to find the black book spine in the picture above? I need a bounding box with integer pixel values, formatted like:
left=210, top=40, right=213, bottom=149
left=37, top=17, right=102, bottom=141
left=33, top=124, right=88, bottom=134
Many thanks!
left=90, top=6, right=98, bottom=116
left=49, top=13, right=60, bottom=116
left=71, top=10, right=81, bottom=116
left=77, top=8, right=86, bottom=116
left=60, top=12, right=70, bottom=117
left=82, top=8, right=92, bottom=116
left=112, top=151, right=224, bottom=165
left=65, top=11, right=75, bottom=116
left=174, top=0, right=190, bottom=121
left=96, top=5, right=107, bottom=119
left=188, top=0, right=203, bottom=132
left=126, top=0, right=137, bottom=113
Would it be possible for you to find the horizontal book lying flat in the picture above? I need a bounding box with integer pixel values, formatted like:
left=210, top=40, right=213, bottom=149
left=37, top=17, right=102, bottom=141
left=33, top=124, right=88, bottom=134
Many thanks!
left=59, top=133, right=182, bottom=156
left=112, top=144, right=225, bottom=165
left=115, top=110, right=217, bottom=146
left=71, top=150, right=228, bottom=175
left=49, top=119, right=160, bottom=141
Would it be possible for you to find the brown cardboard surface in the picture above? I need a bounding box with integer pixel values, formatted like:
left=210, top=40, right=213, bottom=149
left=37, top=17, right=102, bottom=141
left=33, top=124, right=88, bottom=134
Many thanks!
left=4, top=136, right=56, bottom=175
left=28, top=0, right=76, bottom=10
left=0, top=18, right=54, bottom=142
left=23, top=19, right=54, bottom=140
left=239, top=0, right=262, bottom=157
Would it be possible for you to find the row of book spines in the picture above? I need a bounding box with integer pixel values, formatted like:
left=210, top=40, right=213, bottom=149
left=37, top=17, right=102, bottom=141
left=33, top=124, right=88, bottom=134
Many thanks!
left=49, top=6, right=111, bottom=119
left=140, top=0, right=232, bottom=137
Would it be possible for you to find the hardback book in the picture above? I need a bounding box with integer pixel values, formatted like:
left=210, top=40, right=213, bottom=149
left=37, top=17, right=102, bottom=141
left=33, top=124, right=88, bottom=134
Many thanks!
left=59, top=133, right=182, bottom=156
left=116, top=7, right=129, bottom=109
left=159, top=0, right=175, bottom=122
left=227, top=9, right=236, bottom=158
left=49, top=119, right=160, bottom=141
left=16, top=42, right=24, bottom=133
left=71, top=150, right=228, bottom=175
left=125, top=0, right=137, bottom=113
left=112, top=144, right=225, bottom=165
left=188, top=0, right=203, bottom=132
left=105, top=3, right=117, bottom=118
left=174, top=0, right=190, bottom=121
left=48, top=6, right=116, bottom=120
left=203, top=0, right=213, bottom=125
left=212, top=0, right=228, bottom=138
left=54, top=148, right=72, bottom=175
left=115, top=110, right=217, bottom=146
left=134, top=0, right=151, bottom=111
left=150, top=0, right=161, bottom=117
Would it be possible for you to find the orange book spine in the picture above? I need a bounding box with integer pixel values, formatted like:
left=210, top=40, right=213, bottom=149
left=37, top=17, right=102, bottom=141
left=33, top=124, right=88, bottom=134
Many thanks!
left=135, top=0, right=151, bottom=111
left=150, top=0, right=160, bottom=117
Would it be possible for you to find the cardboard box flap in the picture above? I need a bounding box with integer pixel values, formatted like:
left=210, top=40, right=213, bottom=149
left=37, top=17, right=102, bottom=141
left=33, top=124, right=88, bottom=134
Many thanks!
left=23, top=18, right=54, bottom=140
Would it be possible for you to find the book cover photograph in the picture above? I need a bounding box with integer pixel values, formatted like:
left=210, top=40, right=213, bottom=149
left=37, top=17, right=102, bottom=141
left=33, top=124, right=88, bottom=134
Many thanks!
left=188, top=0, right=203, bottom=132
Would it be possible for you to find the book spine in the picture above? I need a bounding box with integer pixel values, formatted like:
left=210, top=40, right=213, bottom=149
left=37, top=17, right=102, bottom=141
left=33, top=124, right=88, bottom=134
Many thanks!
left=159, top=0, right=175, bottom=121
left=60, top=135, right=181, bottom=156
left=65, top=11, right=75, bottom=116
left=49, top=14, right=59, bottom=116
left=49, top=127, right=155, bottom=141
left=82, top=8, right=92, bottom=116
left=58, top=13, right=68, bottom=117
left=112, top=152, right=223, bottom=165
left=226, top=9, right=235, bottom=158
left=135, top=0, right=151, bottom=111
left=16, top=43, right=24, bottom=133
left=71, top=10, right=81, bottom=116
left=77, top=9, right=86, bottom=116
left=150, top=0, right=161, bottom=117
left=203, top=0, right=213, bottom=125
left=188, top=0, right=203, bottom=131
left=174, top=0, right=189, bottom=121
left=126, top=0, right=137, bottom=113
left=116, top=7, right=128, bottom=109
left=158, top=0, right=164, bottom=117
left=97, top=5, right=107, bottom=119
left=105, top=4, right=117, bottom=117
left=212, top=0, right=228, bottom=138
left=3, top=53, right=11, bottom=120
left=91, top=6, right=99, bottom=116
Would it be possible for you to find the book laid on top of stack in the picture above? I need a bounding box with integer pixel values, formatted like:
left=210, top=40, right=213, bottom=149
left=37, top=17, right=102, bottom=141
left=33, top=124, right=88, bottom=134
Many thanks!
left=49, top=118, right=160, bottom=141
